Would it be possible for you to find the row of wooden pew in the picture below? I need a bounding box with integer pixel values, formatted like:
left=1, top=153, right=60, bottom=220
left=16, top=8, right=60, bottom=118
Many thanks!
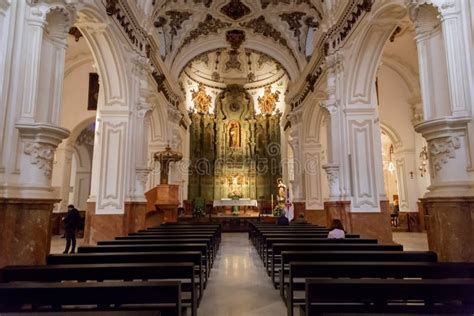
left=0, top=223, right=222, bottom=315
left=249, top=222, right=474, bottom=316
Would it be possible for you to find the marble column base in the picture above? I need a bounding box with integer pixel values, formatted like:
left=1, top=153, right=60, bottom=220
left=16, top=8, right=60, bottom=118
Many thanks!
left=421, top=196, right=474, bottom=262
left=350, top=200, right=393, bottom=244
left=324, top=201, right=352, bottom=230
left=0, top=198, right=58, bottom=267
left=324, top=200, right=393, bottom=244
left=83, top=201, right=149, bottom=245
left=293, top=201, right=306, bottom=220
left=305, top=209, right=326, bottom=226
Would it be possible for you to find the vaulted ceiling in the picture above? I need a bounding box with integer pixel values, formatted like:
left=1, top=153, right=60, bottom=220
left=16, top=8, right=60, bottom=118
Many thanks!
left=151, top=0, right=324, bottom=79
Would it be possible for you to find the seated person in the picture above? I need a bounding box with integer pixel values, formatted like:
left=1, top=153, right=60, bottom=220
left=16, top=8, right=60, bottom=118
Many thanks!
left=327, top=219, right=345, bottom=239
left=292, top=213, right=307, bottom=224
left=277, top=211, right=289, bottom=226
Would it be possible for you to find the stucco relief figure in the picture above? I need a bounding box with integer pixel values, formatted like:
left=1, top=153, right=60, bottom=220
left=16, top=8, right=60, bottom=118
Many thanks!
left=191, top=83, right=212, bottom=113
left=258, top=86, right=280, bottom=114
left=229, top=121, right=240, bottom=148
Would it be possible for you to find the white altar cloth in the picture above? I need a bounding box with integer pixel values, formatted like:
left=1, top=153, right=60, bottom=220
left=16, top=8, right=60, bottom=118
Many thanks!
left=213, top=199, right=258, bottom=207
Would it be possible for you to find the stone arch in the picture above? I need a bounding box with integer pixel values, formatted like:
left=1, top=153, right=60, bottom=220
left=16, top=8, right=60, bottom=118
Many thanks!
left=380, top=122, right=403, bottom=151
left=346, top=2, right=407, bottom=106
left=74, top=6, right=130, bottom=109
left=170, top=36, right=301, bottom=82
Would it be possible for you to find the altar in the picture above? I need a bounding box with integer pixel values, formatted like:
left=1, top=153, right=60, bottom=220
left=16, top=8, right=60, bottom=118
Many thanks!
left=212, top=198, right=258, bottom=216
left=213, top=199, right=258, bottom=208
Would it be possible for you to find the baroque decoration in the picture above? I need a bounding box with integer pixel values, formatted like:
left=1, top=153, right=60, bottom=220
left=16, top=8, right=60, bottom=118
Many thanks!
left=258, top=86, right=280, bottom=114
left=220, top=0, right=251, bottom=21
left=429, top=136, right=461, bottom=174
left=24, top=142, right=55, bottom=178
left=188, top=85, right=282, bottom=202
left=191, top=84, right=212, bottom=113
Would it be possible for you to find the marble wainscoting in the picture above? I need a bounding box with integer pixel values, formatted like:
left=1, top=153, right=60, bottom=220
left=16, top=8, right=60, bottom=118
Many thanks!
left=0, top=198, right=58, bottom=267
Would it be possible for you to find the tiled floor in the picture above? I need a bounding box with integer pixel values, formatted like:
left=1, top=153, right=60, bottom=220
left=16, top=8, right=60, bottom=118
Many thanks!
left=49, top=231, right=429, bottom=316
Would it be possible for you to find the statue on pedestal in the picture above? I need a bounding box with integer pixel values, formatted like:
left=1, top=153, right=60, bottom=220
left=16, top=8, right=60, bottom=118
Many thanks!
left=273, top=178, right=286, bottom=216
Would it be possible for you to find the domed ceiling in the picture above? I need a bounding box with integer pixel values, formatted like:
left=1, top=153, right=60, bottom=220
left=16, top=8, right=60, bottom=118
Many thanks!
left=152, top=0, right=323, bottom=77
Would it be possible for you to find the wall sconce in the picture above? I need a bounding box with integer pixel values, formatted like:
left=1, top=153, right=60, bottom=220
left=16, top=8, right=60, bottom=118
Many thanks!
left=409, top=171, right=414, bottom=179
left=419, top=146, right=428, bottom=177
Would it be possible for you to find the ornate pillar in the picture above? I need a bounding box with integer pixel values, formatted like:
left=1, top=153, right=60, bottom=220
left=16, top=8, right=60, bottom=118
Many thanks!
left=0, top=1, right=76, bottom=267
left=409, top=1, right=474, bottom=261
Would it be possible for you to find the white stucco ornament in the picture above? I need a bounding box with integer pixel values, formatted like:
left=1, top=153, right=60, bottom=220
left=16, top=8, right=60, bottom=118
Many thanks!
left=24, top=142, right=55, bottom=178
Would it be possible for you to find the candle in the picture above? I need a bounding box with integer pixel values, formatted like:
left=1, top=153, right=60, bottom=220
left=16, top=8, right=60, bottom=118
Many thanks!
left=271, top=194, right=274, bottom=214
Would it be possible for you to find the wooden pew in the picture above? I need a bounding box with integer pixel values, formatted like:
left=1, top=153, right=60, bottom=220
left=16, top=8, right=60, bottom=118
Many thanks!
left=269, top=244, right=404, bottom=287
left=278, top=250, right=438, bottom=298
left=78, top=243, right=211, bottom=279
left=46, top=251, right=206, bottom=292
left=118, top=233, right=220, bottom=253
left=0, top=262, right=197, bottom=316
left=257, top=233, right=360, bottom=262
left=263, top=237, right=378, bottom=266
left=98, top=238, right=217, bottom=262
left=303, top=278, right=474, bottom=315
left=287, top=261, right=474, bottom=316
left=133, top=229, right=221, bottom=244
left=0, top=281, right=182, bottom=315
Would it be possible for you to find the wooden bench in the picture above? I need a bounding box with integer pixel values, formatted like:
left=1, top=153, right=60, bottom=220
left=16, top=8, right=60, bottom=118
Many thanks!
left=279, top=250, right=438, bottom=298
left=119, top=233, right=220, bottom=253
left=98, top=238, right=217, bottom=262
left=78, top=243, right=211, bottom=279
left=46, top=251, right=206, bottom=291
left=257, top=233, right=360, bottom=262
left=1, top=262, right=197, bottom=315
left=263, top=238, right=378, bottom=266
left=0, top=281, right=182, bottom=315
left=269, top=244, right=404, bottom=287
left=287, top=261, right=474, bottom=316
left=303, top=278, right=474, bottom=315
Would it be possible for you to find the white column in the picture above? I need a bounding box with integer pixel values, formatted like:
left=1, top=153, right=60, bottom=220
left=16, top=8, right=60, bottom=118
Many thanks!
left=288, top=108, right=305, bottom=202
left=51, top=142, right=74, bottom=211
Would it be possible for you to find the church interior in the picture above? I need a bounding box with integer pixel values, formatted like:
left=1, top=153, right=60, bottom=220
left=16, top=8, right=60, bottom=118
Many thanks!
left=1, top=0, right=474, bottom=315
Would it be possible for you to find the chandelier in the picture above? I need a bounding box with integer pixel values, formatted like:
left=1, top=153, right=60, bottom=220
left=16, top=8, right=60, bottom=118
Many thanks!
left=418, top=146, right=428, bottom=177
left=387, top=144, right=396, bottom=174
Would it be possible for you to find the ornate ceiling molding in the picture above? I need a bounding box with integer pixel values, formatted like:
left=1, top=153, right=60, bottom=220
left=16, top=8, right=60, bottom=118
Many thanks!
left=240, top=15, right=299, bottom=67
left=220, top=0, right=251, bottom=21
left=174, top=14, right=232, bottom=60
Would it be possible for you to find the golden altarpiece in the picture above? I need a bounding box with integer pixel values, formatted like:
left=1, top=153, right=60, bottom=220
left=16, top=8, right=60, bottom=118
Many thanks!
left=188, top=84, right=281, bottom=202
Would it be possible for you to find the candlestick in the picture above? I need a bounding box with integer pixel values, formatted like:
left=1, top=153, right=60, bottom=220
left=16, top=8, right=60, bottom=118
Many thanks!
left=271, top=194, right=274, bottom=214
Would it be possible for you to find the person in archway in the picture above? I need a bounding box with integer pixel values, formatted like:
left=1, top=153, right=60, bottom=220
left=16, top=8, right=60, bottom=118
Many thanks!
left=328, top=219, right=345, bottom=239
left=63, top=204, right=81, bottom=254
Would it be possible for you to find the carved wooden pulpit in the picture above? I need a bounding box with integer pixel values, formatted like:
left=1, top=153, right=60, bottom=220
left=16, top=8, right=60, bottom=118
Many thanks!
left=145, top=145, right=183, bottom=223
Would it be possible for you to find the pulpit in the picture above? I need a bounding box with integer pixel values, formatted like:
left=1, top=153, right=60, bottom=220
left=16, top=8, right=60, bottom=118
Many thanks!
left=146, top=145, right=183, bottom=223
left=145, top=184, right=180, bottom=223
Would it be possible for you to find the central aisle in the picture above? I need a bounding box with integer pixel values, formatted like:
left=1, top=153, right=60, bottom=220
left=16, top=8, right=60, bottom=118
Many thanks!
left=198, top=233, right=286, bottom=316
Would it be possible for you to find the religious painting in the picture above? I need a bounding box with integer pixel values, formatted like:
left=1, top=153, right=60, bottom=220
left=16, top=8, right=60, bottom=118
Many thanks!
left=87, top=73, right=99, bottom=111
left=258, top=86, right=280, bottom=114
left=191, top=83, right=212, bottom=113
left=229, top=121, right=241, bottom=148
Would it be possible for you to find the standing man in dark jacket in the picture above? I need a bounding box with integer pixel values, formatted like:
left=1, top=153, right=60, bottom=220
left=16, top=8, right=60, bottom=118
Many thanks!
left=63, top=204, right=81, bottom=254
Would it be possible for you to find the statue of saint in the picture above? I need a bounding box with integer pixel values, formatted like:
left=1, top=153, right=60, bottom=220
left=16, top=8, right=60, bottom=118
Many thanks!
left=277, top=178, right=287, bottom=204
left=229, top=122, right=240, bottom=148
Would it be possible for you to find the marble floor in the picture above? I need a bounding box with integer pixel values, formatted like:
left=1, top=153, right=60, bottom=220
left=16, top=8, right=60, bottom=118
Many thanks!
left=48, top=231, right=429, bottom=315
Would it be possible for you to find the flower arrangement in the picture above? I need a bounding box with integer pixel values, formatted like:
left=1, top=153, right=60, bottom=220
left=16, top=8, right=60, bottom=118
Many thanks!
left=228, top=191, right=242, bottom=200
left=228, top=191, right=242, bottom=215
left=192, top=205, right=205, bottom=218
left=272, top=204, right=284, bottom=217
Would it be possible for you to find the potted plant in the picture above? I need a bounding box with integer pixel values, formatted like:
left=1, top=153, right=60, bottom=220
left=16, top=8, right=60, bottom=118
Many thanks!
left=228, top=191, right=242, bottom=215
